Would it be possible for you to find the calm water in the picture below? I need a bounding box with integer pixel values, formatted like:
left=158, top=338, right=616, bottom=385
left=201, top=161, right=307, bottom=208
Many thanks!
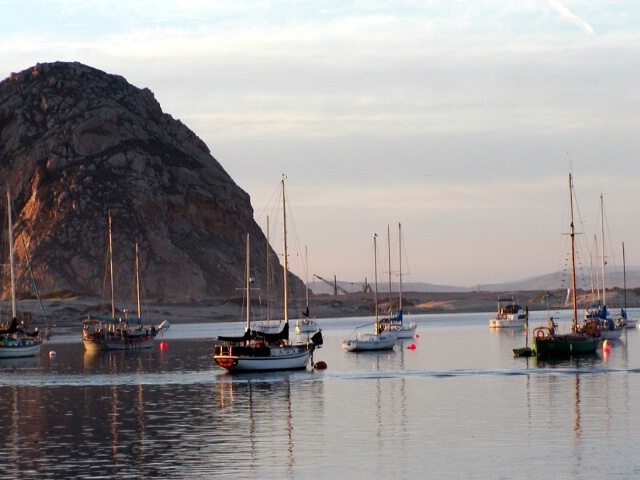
left=2, top=310, right=640, bottom=479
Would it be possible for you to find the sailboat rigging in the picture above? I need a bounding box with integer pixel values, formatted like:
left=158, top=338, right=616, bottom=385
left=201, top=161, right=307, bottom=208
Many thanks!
left=81, top=212, right=169, bottom=351
left=583, top=194, right=622, bottom=340
left=342, top=232, right=398, bottom=352
left=532, top=174, right=600, bottom=357
left=378, top=223, right=416, bottom=338
left=0, top=188, right=48, bottom=358
left=214, top=175, right=323, bottom=372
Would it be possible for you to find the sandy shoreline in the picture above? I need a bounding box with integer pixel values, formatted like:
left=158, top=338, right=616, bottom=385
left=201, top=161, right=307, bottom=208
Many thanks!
left=14, top=289, right=637, bottom=334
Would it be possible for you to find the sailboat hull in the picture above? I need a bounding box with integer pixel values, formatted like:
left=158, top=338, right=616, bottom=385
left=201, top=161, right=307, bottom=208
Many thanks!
left=214, top=344, right=314, bottom=372
left=83, top=334, right=157, bottom=352
left=392, top=324, right=417, bottom=339
left=532, top=334, right=599, bottom=357
left=295, top=319, right=319, bottom=334
left=0, top=340, right=42, bottom=358
left=342, top=332, right=397, bottom=351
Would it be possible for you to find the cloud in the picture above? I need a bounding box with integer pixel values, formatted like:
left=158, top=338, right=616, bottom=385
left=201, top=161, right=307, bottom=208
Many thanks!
left=547, top=0, right=595, bottom=35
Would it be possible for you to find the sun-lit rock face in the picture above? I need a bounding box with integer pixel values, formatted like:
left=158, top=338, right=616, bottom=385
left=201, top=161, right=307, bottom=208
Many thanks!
left=0, top=61, right=296, bottom=300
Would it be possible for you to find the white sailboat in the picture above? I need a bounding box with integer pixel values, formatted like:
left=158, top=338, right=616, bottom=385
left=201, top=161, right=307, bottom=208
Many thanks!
left=378, top=223, right=416, bottom=339
left=342, top=233, right=398, bottom=351
left=583, top=194, right=622, bottom=340
left=214, top=176, right=323, bottom=372
left=252, top=215, right=282, bottom=335
left=0, top=188, right=47, bottom=359
left=615, top=242, right=638, bottom=329
left=295, top=246, right=319, bottom=334
left=82, top=213, right=169, bottom=351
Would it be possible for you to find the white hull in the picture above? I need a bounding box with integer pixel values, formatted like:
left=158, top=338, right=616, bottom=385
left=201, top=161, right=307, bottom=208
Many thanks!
left=342, top=333, right=397, bottom=351
left=295, top=319, right=319, bottom=334
left=489, top=318, right=527, bottom=328
left=0, top=342, right=42, bottom=358
left=215, top=345, right=313, bottom=372
left=252, top=322, right=282, bottom=334
left=391, top=324, right=417, bottom=339
left=600, top=328, right=623, bottom=341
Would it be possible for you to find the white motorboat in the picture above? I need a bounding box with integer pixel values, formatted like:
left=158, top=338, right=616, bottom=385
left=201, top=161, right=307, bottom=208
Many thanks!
left=489, top=297, right=528, bottom=328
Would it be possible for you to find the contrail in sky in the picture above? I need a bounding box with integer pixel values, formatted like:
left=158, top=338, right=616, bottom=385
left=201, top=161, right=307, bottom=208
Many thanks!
left=547, top=0, right=595, bottom=35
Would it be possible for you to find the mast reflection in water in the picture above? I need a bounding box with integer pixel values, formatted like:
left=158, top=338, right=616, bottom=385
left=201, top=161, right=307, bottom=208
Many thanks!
left=2, top=313, right=640, bottom=479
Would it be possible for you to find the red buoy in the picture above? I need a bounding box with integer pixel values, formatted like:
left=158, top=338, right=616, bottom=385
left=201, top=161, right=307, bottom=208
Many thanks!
left=314, top=361, right=327, bottom=370
left=408, top=343, right=416, bottom=350
left=415, top=334, right=420, bottom=339
left=159, top=341, right=168, bottom=350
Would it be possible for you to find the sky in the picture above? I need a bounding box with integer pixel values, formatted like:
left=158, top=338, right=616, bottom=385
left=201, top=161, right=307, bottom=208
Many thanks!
left=1, top=0, right=639, bottom=288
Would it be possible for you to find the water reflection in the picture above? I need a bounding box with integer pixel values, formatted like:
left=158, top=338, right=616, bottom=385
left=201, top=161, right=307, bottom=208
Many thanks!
left=2, top=317, right=640, bottom=479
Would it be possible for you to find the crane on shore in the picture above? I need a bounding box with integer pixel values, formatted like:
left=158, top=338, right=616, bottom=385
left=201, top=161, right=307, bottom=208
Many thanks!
left=313, top=274, right=349, bottom=296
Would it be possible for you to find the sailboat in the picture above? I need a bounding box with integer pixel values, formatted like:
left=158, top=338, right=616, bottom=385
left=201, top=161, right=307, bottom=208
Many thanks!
left=295, top=246, right=319, bottom=334
left=342, top=233, right=398, bottom=351
left=532, top=174, right=600, bottom=357
left=251, top=215, right=283, bottom=335
left=378, top=223, right=416, bottom=339
left=214, top=176, right=324, bottom=372
left=582, top=194, right=622, bottom=340
left=615, top=242, right=638, bottom=329
left=82, top=213, right=169, bottom=352
left=0, top=188, right=47, bottom=358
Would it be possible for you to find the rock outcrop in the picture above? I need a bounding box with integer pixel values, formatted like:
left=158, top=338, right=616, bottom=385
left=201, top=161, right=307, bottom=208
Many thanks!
left=0, top=61, right=300, bottom=301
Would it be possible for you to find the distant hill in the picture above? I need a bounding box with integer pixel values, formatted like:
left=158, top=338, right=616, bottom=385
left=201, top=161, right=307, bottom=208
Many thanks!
left=309, top=267, right=640, bottom=295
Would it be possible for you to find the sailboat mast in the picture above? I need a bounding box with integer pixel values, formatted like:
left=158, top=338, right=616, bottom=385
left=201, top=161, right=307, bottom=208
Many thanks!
left=135, top=242, right=141, bottom=317
left=600, top=194, right=606, bottom=306
left=6, top=189, right=16, bottom=318
left=266, top=215, right=271, bottom=321
left=569, top=174, right=579, bottom=331
left=374, top=233, right=379, bottom=333
left=246, top=233, right=251, bottom=330
left=281, top=175, right=288, bottom=324
left=108, top=211, right=115, bottom=318
left=398, top=222, right=402, bottom=316
left=305, top=245, right=309, bottom=311
left=387, top=225, right=392, bottom=308
left=623, top=241, right=627, bottom=311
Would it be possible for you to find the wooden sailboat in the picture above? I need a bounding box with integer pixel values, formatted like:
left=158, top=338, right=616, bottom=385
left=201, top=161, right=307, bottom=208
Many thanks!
left=0, top=188, right=47, bottom=358
left=82, top=213, right=169, bottom=352
left=214, top=176, right=323, bottom=372
left=378, top=223, right=416, bottom=339
left=342, top=233, right=398, bottom=351
left=532, top=174, right=600, bottom=357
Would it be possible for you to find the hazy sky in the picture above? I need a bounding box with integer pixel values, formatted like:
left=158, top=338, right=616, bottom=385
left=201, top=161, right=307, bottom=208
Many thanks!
left=1, top=1, right=639, bottom=288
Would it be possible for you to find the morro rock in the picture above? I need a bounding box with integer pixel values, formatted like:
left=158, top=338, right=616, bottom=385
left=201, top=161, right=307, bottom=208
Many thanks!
left=0, top=61, right=298, bottom=301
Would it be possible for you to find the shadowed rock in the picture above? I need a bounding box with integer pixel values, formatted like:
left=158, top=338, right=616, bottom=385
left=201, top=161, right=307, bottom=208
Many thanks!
left=0, top=62, right=300, bottom=300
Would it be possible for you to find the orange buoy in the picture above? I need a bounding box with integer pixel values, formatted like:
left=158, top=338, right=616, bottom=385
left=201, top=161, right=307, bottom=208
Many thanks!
left=314, top=361, right=327, bottom=370
left=408, top=343, right=416, bottom=350
left=159, top=341, right=168, bottom=350
left=602, top=339, right=610, bottom=352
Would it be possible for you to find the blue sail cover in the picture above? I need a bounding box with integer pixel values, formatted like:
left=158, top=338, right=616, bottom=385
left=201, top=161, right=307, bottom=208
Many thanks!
left=598, top=305, right=608, bottom=320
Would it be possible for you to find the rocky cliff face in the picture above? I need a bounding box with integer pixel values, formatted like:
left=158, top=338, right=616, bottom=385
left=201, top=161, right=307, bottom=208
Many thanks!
left=0, top=61, right=300, bottom=301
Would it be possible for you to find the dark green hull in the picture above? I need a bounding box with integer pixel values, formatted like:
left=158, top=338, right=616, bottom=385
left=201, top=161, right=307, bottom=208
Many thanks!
left=533, top=333, right=599, bottom=357
left=513, top=347, right=535, bottom=357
